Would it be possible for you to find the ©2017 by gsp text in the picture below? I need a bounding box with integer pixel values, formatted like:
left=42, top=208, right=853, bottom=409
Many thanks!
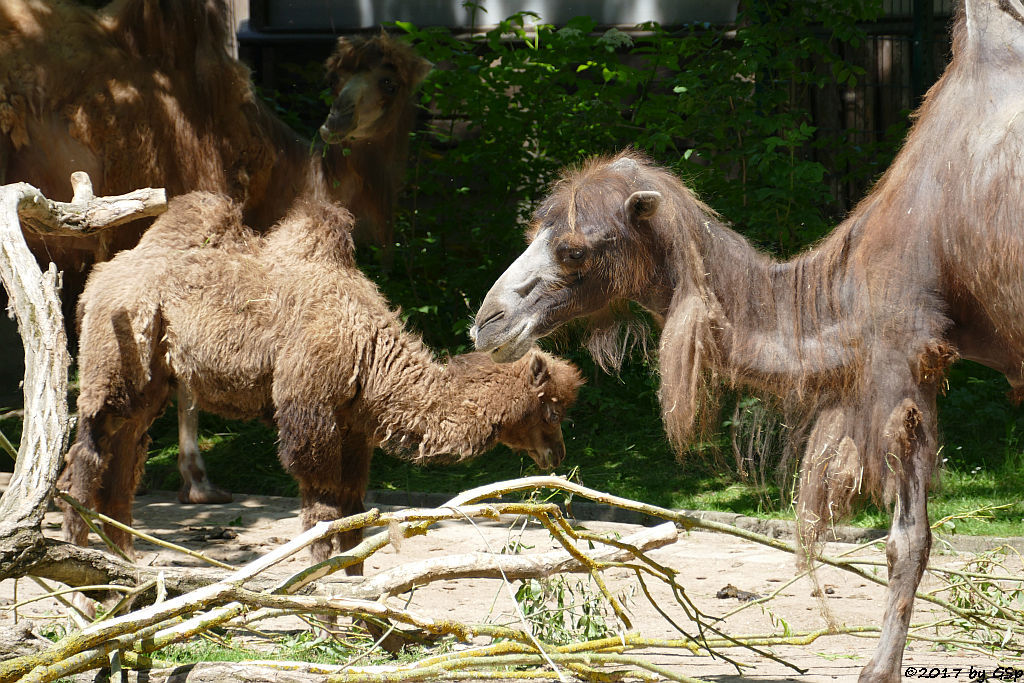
left=904, top=666, right=1024, bottom=680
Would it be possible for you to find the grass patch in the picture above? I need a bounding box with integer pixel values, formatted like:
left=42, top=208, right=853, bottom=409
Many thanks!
left=149, top=630, right=390, bottom=667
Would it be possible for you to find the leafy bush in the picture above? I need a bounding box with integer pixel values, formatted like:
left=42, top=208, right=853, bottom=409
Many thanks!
left=380, top=1, right=887, bottom=351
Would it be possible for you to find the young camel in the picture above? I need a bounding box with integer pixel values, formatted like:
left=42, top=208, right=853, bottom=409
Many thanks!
left=58, top=193, right=582, bottom=569
left=0, top=0, right=430, bottom=504
left=471, top=1, right=1024, bottom=679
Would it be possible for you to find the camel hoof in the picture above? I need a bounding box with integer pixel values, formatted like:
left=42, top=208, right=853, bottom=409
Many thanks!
left=178, top=484, right=234, bottom=505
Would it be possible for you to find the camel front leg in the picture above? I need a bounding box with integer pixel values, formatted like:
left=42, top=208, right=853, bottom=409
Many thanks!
left=298, top=433, right=372, bottom=575
left=176, top=384, right=232, bottom=504
left=277, top=399, right=369, bottom=575
left=859, top=401, right=936, bottom=683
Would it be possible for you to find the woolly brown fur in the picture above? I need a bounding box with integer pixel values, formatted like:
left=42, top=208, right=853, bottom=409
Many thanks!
left=0, top=0, right=430, bottom=271
left=58, top=192, right=583, bottom=568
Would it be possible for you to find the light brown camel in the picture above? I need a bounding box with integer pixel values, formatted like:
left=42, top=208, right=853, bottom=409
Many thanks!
left=58, top=192, right=583, bottom=571
left=471, top=1, right=1024, bottom=679
left=0, top=0, right=429, bottom=260
left=0, top=0, right=430, bottom=503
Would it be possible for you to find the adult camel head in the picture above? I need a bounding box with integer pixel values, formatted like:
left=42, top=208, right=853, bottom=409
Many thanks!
left=319, top=33, right=432, bottom=144
left=471, top=152, right=707, bottom=365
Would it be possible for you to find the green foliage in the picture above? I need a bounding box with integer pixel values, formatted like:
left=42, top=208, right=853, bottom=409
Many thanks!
left=513, top=575, right=628, bottom=645
left=941, top=545, right=1024, bottom=651
left=386, top=1, right=887, bottom=352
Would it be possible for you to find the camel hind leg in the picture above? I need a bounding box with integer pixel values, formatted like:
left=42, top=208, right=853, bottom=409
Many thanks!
left=57, top=414, right=115, bottom=549
left=93, top=420, right=152, bottom=554
left=176, top=384, right=232, bottom=504
left=60, top=303, right=171, bottom=555
left=58, top=374, right=172, bottom=557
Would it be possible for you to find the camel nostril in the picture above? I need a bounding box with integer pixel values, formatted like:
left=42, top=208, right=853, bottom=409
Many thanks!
left=478, top=308, right=505, bottom=330
left=514, top=275, right=542, bottom=298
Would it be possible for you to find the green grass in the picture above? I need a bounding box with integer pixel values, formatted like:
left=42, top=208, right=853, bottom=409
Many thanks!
left=148, top=629, right=391, bottom=667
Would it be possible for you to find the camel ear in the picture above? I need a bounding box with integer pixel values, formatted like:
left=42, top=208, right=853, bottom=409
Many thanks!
left=529, top=353, right=550, bottom=388
left=325, top=38, right=354, bottom=86
left=625, top=191, right=661, bottom=222
left=329, top=37, right=355, bottom=66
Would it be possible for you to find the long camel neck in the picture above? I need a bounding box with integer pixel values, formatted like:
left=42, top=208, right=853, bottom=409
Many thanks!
left=665, top=213, right=862, bottom=392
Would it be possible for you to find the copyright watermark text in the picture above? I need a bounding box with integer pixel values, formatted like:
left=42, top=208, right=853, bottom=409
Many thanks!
left=904, top=666, right=1024, bottom=680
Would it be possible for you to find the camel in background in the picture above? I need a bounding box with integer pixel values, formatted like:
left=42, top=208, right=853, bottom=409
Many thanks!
left=0, top=0, right=429, bottom=262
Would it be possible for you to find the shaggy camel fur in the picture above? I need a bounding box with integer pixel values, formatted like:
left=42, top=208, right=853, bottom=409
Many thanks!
left=471, top=1, right=1024, bottom=679
left=0, top=0, right=429, bottom=265
left=0, top=0, right=429, bottom=503
left=58, top=192, right=582, bottom=570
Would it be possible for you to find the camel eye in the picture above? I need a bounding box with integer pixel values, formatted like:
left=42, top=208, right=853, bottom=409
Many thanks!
left=379, top=77, right=398, bottom=95
left=559, top=245, right=587, bottom=266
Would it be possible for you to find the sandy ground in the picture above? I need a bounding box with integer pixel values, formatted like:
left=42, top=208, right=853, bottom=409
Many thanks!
left=1, top=488, right=1018, bottom=681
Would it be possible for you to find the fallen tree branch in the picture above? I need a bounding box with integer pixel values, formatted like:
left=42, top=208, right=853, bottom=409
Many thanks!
left=0, top=505, right=680, bottom=682
left=10, top=476, right=1023, bottom=682
left=346, top=521, right=676, bottom=600
left=14, top=172, right=167, bottom=237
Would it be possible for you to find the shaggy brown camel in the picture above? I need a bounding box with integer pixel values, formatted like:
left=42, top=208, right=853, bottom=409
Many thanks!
left=0, top=0, right=429, bottom=260
left=0, top=0, right=430, bottom=504
left=58, top=192, right=582, bottom=571
left=471, top=1, right=1024, bottom=679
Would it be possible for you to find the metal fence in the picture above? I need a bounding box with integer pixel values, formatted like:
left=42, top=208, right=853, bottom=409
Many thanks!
left=811, top=0, right=955, bottom=211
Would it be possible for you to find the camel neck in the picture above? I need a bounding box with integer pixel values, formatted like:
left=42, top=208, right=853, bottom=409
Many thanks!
left=362, top=338, right=529, bottom=460
left=674, top=215, right=861, bottom=392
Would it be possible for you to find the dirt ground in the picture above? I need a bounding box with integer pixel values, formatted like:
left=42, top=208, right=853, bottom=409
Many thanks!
left=1, top=486, right=1019, bottom=681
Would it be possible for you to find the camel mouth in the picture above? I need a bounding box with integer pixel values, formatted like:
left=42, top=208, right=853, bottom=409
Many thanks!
left=489, top=335, right=535, bottom=364
left=476, top=308, right=505, bottom=331
left=474, top=313, right=537, bottom=363
left=319, top=125, right=353, bottom=145
left=529, top=447, right=562, bottom=471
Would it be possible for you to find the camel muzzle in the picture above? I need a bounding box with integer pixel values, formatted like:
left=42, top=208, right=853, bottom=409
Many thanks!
left=473, top=231, right=558, bottom=360
left=530, top=444, right=564, bottom=471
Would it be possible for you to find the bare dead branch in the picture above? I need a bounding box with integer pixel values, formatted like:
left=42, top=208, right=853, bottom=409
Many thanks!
left=14, top=173, right=167, bottom=237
